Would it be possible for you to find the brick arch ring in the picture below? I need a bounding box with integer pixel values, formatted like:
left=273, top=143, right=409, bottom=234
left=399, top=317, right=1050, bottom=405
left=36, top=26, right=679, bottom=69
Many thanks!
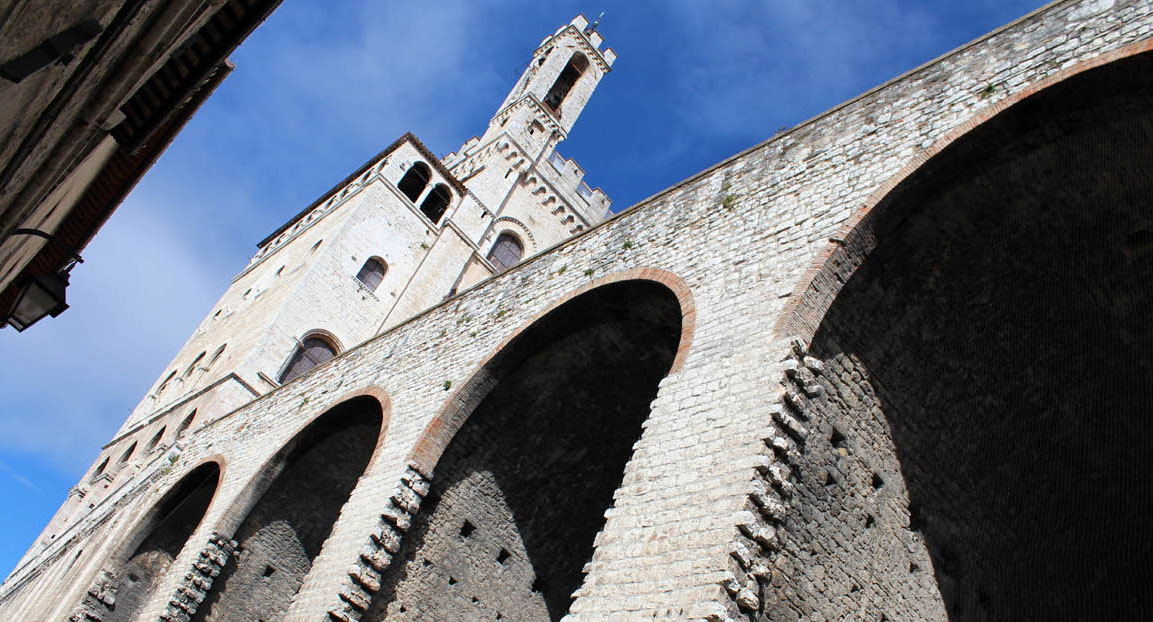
left=106, top=455, right=229, bottom=567
left=771, top=37, right=1153, bottom=345
left=210, top=385, right=392, bottom=537
left=407, top=266, right=695, bottom=474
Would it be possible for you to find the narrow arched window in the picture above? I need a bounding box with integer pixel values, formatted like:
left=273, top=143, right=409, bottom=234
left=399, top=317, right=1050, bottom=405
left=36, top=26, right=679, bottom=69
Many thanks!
left=398, top=162, right=431, bottom=203
left=487, top=232, right=524, bottom=272
left=156, top=370, right=176, bottom=394
left=176, top=410, right=196, bottom=438
left=204, top=344, right=226, bottom=371
left=119, top=442, right=137, bottom=465
left=420, top=184, right=452, bottom=224
left=544, top=53, right=589, bottom=113
left=146, top=426, right=166, bottom=452
left=279, top=334, right=339, bottom=384
left=183, top=351, right=205, bottom=377
left=356, top=257, right=387, bottom=292
left=91, top=457, right=109, bottom=480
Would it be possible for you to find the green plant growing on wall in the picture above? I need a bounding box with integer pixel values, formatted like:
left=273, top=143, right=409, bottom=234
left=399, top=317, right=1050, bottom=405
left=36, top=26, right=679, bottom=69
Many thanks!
left=556, top=265, right=567, bottom=275
left=979, top=82, right=997, bottom=99
left=584, top=268, right=595, bottom=277
left=622, top=240, right=633, bottom=250
left=443, top=380, right=453, bottom=391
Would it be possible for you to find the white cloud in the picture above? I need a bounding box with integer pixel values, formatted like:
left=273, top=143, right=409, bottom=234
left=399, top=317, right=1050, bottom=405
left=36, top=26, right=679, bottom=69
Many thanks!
left=0, top=189, right=225, bottom=476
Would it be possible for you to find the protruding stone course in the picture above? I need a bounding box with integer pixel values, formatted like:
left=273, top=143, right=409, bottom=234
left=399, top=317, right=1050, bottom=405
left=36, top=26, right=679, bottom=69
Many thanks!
left=328, top=463, right=430, bottom=622
left=159, top=533, right=236, bottom=622
left=716, top=338, right=823, bottom=622
left=69, top=569, right=117, bottom=622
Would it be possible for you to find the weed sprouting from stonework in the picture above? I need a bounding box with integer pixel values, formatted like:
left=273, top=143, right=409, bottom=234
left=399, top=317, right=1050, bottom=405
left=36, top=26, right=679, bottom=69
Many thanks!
left=584, top=268, right=595, bottom=277
left=622, top=240, right=633, bottom=250
left=979, top=82, right=997, bottom=99
left=556, top=265, right=567, bottom=275
left=443, top=380, right=453, bottom=391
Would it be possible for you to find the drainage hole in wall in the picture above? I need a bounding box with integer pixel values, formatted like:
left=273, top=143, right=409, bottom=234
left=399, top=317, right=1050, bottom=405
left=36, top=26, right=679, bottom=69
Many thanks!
left=496, top=548, right=511, bottom=564
left=448, top=576, right=457, bottom=586
left=830, top=427, right=848, bottom=451
left=865, top=514, right=875, bottom=529
left=262, top=565, right=276, bottom=577
left=460, top=520, right=476, bottom=537
left=871, top=472, right=884, bottom=490
left=127, top=573, right=139, bottom=583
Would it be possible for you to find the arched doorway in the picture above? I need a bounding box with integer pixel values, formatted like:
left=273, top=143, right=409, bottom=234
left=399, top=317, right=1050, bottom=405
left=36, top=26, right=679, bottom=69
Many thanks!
left=191, top=396, right=384, bottom=622
left=367, top=279, right=686, bottom=621
left=789, top=51, right=1153, bottom=621
left=101, top=462, right=220, bottom=622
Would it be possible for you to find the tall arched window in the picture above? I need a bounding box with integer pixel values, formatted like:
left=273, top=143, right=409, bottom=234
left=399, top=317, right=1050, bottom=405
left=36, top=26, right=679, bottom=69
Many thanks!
left=356, top=257, right=387, bottom=292
left=544, top=53, right=589, bottom=113
left=420, top=183, right=452, bottom=224
left=119, top=441, right=137, bottom=465
left=183, top=351, right=205, bottom=377
left=204, top=344, right=226, bottom=371
left=278, top=334, right=339, bottom=384
left=487, top=232, right=524, bottom=271
left=397, top=162, right=431, bottom=203
left=176, top=410, right=196, bottom=438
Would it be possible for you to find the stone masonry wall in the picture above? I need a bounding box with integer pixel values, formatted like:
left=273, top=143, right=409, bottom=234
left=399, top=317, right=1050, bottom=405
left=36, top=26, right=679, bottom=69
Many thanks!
left=3, top=2, right=1152, bottom=620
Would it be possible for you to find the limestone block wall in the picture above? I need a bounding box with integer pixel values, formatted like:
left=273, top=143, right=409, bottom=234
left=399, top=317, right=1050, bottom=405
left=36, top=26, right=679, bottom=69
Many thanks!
left=3, top=1, right=1152, bottom=620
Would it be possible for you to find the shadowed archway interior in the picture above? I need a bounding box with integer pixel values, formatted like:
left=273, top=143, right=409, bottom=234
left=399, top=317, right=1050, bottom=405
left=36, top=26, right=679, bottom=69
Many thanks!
left=191, top=397, right=382, bottom=622
left=782, top=52, right=1153, bottom=621
left=366, top=280, right=683, bottom=621
left=102, top=462, right=219, bottom=622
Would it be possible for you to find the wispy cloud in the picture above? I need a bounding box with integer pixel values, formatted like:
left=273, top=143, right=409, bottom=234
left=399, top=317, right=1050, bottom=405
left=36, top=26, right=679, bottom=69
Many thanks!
left=0, top=460, right=41, bottom=494
left=0, top=189, right=225, bottom=475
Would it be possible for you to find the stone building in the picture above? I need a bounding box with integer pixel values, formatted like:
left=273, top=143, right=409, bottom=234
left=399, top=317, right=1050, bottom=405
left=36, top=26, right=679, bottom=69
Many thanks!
left=3, top=1, right=1152, bottom=620
left=0, top=0, right=283, bottom=329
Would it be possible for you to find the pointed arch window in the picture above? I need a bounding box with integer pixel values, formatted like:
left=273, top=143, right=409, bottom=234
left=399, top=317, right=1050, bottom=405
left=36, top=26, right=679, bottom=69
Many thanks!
left=356, top=257, right=387, bottom=292
left=146, top=427, right=167, bottom=452
left=544, top=53, right=589, bottom=113
left=204, top=344, right=226, bottom=371
left=398, top=162, right=431, bottom=203
left=421, top=183, right=452, bottom=224
left=176, top=410, right=197, bottom=439
left=487, top=232, right=524, bottom=272
left=278, top=334, right=339, bottom=384
left=156, top=370, right=177, bottom=394
left=183, top=351, right=205, bottom=377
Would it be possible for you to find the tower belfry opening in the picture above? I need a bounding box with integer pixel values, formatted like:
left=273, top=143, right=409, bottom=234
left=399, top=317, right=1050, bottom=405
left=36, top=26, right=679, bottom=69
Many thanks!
left=544, top=53, right=588, bottom=113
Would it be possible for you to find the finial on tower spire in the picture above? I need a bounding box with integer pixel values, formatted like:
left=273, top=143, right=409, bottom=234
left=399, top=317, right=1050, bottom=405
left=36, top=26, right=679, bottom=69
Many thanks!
left=584, top=12, right=605, bottom=34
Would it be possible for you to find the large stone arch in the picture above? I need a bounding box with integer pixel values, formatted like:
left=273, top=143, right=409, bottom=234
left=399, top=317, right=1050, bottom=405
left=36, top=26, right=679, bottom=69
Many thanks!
left=760, top=48, right=1153, bottom=620
left=365, top=273, right=693, bottom=621
left=76, top=460, right=222, bottom=622
left=190, top=392, right=388, bottom=622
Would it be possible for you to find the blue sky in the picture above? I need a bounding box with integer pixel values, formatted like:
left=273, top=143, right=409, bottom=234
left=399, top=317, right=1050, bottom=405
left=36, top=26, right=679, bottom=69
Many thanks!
left=0, top=0, right=1049, bottom=577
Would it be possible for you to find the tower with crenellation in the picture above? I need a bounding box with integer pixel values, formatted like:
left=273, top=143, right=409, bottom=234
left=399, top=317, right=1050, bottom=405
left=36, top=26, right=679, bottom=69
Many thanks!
left=5, top=17, right=616, bottom=619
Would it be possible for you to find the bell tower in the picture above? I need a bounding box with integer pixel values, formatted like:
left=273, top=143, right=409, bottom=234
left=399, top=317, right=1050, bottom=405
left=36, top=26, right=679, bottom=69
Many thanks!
left=482, top=14, right=616, bottom=147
